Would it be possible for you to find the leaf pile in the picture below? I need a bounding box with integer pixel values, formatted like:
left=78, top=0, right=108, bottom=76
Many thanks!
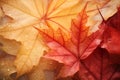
left=0, top=0, right=120, bottom=80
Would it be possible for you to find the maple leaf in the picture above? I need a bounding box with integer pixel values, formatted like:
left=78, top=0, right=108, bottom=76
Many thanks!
left=36, top=4, right=105, bottom=77
left=0, top=0, right=82, bottom=77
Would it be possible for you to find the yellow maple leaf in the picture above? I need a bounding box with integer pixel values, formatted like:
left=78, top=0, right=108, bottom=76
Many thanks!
left=0, top=0, right=83, bottom=77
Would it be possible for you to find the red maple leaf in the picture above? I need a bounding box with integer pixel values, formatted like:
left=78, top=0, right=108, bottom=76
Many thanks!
left=36, top=4, right=105, bottom=78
